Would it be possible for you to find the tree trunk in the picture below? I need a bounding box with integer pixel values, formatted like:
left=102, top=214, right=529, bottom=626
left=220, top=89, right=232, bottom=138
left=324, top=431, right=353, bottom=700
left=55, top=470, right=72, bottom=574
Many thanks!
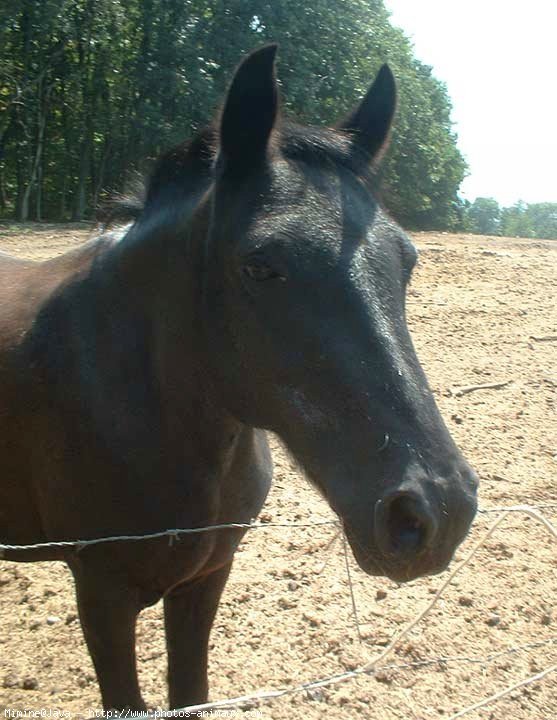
left=0, top=165, right=7, bottom=212
left=92, top=138, right=110, bottom=211
left=20, top=86, right=47, bottom=222
left=72, top=134, right=91, bottom=220
left=59, top=174, right=67, bottom=219
left=36, top=152, right=43, bottom=221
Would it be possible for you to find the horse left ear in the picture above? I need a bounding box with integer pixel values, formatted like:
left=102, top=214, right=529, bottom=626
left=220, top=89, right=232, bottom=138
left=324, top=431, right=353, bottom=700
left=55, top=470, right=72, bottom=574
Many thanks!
left=219, top=44, right=279, bottom=176
left=339, top=64, right=396, bottom=164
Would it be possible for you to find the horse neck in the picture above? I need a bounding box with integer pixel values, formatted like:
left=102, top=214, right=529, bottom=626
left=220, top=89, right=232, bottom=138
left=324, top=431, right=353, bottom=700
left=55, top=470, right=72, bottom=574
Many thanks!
left=104, top=205, right=242, bottom=446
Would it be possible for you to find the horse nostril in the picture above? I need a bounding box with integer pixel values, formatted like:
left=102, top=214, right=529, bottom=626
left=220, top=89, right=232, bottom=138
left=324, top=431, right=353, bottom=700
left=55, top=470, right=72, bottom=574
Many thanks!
left=375, top=492, right=437, bottom=558
left=388, top=496, right=427, bottom=552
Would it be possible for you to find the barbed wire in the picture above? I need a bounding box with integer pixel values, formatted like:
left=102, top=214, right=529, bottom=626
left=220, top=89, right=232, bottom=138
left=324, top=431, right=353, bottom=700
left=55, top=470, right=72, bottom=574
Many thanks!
left=0, top=519, right=340, bottom=555
left=130, top=634, right=557, bottom=720
left=1, top=503, right=556, bottom=719
left=133, top=504, right=556, bottom=718
left=129, top=506, right=557, bottom=718
left=1, top=502, right=555, bottom=554
left=446, top=665, right=556, bottom=720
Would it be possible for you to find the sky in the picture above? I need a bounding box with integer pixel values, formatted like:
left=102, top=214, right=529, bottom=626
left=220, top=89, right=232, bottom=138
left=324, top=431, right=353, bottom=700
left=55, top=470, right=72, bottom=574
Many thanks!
left=383, top=0, right=557, bottom=206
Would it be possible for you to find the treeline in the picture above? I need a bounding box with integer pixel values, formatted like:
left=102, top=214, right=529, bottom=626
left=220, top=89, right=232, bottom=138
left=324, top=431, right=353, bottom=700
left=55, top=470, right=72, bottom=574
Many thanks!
left=0, top=0, right=466, bottom=228
left=461, top=198, right=557, bottom=240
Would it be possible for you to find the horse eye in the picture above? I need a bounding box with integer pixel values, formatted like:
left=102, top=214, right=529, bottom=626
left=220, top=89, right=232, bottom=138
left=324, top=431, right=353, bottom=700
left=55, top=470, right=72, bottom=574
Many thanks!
left=243, top=261, right=284, bottom=282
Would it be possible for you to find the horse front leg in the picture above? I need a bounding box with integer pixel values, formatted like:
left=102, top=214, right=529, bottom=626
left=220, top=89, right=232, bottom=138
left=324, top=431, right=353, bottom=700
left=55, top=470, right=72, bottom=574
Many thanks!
left=69, top=561, right=146, bottom=712
left=164, top=561, right=233, bottom=710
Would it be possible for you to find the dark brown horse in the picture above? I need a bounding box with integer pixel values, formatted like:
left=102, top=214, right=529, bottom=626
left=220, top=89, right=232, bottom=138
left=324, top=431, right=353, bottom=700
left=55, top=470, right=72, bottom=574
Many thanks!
left=0, top=46, right=477, bottom=711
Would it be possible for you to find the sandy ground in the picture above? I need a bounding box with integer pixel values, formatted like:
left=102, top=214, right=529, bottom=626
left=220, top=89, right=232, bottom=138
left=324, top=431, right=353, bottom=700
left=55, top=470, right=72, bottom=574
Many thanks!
left=0, top=224, right=555, bottom=719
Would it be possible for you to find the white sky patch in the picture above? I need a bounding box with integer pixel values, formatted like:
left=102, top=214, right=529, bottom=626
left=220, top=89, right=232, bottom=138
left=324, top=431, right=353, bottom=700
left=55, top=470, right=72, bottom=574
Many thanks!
left=384, top=0, right=557, bottom=205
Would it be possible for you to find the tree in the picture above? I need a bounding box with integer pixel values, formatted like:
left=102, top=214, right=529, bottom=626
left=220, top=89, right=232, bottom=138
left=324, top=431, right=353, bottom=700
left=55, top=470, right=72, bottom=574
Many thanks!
left=0, top=0, right=467, bottom=228
left=466, top=197, right=501, bottom=236
left=500, top=201, right=557, bottom=240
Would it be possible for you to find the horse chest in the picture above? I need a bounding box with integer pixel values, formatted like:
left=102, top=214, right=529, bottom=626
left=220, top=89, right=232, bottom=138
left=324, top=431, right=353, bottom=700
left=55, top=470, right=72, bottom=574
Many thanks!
left=110, top=429, right=273, bottom=594
left=185, top=428, right=272, bottom=575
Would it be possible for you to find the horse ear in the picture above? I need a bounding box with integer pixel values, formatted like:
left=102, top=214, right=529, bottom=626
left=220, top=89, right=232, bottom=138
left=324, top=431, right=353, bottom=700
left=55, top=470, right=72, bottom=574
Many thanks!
left=339, top=64, right=396, bottom=163
left=219, top=44, right=279, bottom=174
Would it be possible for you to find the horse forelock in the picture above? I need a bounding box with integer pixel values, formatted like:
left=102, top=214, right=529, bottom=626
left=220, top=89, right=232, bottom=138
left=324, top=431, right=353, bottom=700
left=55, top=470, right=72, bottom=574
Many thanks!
left=279, top=122, right=376, bottom=188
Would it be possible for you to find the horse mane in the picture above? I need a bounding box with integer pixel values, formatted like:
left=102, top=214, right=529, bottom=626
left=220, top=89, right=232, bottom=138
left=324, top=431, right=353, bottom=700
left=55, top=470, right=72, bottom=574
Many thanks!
left=98, top=127, right=216, bottom=229
left=98, top=121, right=377, bottom=229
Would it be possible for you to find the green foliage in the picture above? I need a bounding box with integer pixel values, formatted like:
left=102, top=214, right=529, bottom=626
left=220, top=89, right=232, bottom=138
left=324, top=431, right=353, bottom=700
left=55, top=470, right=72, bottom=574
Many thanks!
left=466, top=197, right=502, bottom=235
left=460, top=198, right=557, bottom=240
left=500, top=202, right=557, bottom=240
left=0, top=0, right=466, bottom=227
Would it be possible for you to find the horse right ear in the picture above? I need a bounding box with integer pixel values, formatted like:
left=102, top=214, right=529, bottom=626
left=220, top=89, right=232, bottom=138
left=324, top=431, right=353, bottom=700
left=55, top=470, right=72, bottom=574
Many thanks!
left=339, top=64, right=397, bottom=164
left=218, top=44, right=279, bottom=176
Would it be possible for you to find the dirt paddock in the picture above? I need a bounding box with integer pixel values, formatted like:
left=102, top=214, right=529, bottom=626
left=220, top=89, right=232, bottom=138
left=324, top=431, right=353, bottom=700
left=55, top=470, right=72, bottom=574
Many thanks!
left=0, top=225, right=555, bottom=719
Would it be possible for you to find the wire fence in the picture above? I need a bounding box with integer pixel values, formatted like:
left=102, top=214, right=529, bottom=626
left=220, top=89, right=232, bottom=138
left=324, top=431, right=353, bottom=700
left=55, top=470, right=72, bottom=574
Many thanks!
left=1, top=502, right=556, bottom=719
left=1, top=502, right=556, bottom=554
